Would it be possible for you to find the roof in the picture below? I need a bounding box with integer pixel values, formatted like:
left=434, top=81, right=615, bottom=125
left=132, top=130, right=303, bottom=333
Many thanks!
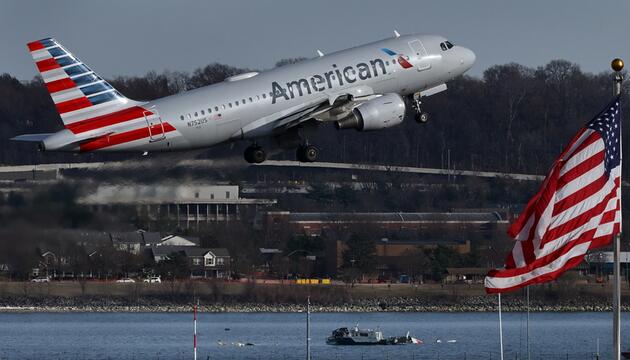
left=152, top=246, right=230, bottom=258
left=158, top=235, right=199, bottom=246
left=259, top=248, right=283, bottom=254
left=110, top=231, right=162, bottom=245
left=282, top=212, right=507, bottom=223
left=151, top=246, right=196, bottom=257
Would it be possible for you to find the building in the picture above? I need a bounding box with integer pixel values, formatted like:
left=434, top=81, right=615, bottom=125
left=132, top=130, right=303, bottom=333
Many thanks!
left=151, top=246, right=231, bottom=278
left=110, top=230, right=162, bottom=254
left=81, top=184, right=276, bottom=228
left=263, top=211, right=509, bottom=240
left=334, top=238, right=471, bottom=275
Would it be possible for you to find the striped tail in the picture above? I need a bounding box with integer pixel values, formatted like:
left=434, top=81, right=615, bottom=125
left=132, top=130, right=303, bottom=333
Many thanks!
left=27, top=37, right=139, bottom=132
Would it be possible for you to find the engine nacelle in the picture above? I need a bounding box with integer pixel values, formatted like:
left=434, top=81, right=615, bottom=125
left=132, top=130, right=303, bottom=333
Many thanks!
left=335, top=93, right=406, bottom=131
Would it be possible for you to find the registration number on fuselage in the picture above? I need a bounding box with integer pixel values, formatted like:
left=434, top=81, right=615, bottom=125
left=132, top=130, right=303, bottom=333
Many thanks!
left=187, top=118, right=208, bottom=128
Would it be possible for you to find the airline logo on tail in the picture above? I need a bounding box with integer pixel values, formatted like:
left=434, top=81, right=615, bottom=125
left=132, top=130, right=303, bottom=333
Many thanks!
left=25, top=38, right=178, bottom=151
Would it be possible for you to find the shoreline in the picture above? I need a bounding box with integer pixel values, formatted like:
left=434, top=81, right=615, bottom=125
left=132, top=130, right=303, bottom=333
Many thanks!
left=0, top=298, right=627, bottom=313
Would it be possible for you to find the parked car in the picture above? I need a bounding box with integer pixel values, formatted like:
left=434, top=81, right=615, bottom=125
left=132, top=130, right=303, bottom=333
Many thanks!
left=31, top=276, right=50, bottom=283
left=116, top=278, right=136, bottom=283
left=143, top=276, right=161, bottom=283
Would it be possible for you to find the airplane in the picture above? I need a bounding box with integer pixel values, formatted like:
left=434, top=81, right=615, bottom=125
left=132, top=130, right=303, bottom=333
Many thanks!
left=12, top=32, right=475, bottom=163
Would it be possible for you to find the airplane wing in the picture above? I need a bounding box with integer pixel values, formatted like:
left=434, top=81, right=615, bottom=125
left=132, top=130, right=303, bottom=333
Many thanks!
left=236, top=85, right=377, bottom=139
left=235, top=96, right=331, bottom=139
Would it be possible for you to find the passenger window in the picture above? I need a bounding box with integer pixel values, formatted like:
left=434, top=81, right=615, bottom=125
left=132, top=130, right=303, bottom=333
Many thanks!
left=262, top=93, right=267, bottom=99
left=222, top=104, right=226, bottom=109
left=393, top=59, right=397, bottom=64
left=180, top=115, right=184, bottom=121
left=208, top=108, right=212, bottom=113
left=229, top=103, right=232, bottom=108
left=386, top=61, right=390, bottom=66
left=256, top=95, right=260, bottom=101
left=269, top=92, right=273, bottom=97
left=235, top=100, right=239, bottom=106
left=249, top=97, right=253, bottom=102
left=242, top=99, right=246, bottom=104
left=201, top=110, right=205, bottom=115
left=187, top=114, right=192, bottom=119
left=215, top=106, right=219, bottom=111
left=194, top=112, right=198, bottom=117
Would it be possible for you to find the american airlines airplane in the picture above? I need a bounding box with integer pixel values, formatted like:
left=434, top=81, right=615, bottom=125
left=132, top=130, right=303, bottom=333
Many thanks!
left=13, top=32, right=475, bottom=163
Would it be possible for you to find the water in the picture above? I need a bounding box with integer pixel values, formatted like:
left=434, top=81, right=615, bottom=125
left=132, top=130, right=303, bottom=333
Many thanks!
left=0, top=312, right=626, bottom=360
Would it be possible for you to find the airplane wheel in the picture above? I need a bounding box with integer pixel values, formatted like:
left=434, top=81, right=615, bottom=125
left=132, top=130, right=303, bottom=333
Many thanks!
left=297, top=145, right=318, bottom=163
left=245, top=146, right=266, bottom=164
left=415, top=112, right=429, bottom=123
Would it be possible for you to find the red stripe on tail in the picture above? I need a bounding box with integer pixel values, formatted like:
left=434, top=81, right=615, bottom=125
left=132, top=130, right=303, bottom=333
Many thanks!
left=36, top=58, right=61, bottom=73
left=56, top=97, right=92, bottom=114
left=46, top=78, right=77, bottom=94
left=27, top=41, right=45, bottom=52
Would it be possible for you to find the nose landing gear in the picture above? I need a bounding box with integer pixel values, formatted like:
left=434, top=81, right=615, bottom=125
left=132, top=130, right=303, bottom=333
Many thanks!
left=244, top=144, right=266, bottom=164
left=412, top=93, right=429, bottom=123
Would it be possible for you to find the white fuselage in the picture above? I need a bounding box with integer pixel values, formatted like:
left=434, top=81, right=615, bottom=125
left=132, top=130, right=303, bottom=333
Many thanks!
left=114, top=34, right=474, bottom=152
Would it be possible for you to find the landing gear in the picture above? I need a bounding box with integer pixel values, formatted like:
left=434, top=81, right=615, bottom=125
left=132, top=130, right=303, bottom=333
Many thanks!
left=296, top=144, right=319, bottom=162
left=411, top=93, right=429, bottom=123
left=244, top=144, right=266, bottom=164
left=415, top=112, right=429, bottom=123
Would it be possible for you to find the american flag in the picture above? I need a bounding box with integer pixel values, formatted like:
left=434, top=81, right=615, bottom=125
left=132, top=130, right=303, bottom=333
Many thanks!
left=485, top=97, right=622, bottom=293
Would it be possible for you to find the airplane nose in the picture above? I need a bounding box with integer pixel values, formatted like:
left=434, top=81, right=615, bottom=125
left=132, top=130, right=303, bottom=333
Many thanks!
left=459, top=47, right=476, bottom=70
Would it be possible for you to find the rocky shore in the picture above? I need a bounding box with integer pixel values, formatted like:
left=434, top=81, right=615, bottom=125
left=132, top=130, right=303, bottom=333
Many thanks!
left=0, top=295, right=626, bottom=313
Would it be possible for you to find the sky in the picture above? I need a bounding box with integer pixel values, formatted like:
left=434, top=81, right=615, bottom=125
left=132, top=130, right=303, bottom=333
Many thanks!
left=1, top=0, right=629, bottom=81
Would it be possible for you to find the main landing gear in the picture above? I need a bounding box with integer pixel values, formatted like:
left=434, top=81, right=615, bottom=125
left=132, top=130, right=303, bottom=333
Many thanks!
left=296, top=144, right=318, bottom=163
left=244, top=141, right=319, bottom=164
left=244, top=144, right=266, bottom=164
left=411, top=93, right=429, bottom=123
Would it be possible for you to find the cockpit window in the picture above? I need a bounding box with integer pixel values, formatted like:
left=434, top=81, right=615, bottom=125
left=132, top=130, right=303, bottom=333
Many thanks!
left=440, top=43, right=447, bottom=51
left=445, top=41, right=454, bottom=49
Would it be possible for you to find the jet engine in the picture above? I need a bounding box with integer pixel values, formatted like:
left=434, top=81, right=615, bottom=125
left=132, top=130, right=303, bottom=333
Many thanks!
left=335, top=93, right=405, bottom=131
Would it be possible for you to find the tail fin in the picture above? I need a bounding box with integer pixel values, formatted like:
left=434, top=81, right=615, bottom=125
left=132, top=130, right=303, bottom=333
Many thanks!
left=27, top=37, right=138, bottom=130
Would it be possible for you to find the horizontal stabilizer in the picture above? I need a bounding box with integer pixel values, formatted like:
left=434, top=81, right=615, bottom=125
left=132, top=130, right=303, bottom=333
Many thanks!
left=12, top=130, right=114, bottom=151
left=11, top=133, right=53, bottom=142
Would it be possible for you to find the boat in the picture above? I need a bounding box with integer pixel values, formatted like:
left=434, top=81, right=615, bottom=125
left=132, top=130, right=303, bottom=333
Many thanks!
left=326, top=325, right=422, bottom=345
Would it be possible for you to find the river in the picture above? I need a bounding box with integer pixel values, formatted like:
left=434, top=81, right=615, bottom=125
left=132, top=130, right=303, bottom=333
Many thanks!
left=0, top=312, right=627, bottom=359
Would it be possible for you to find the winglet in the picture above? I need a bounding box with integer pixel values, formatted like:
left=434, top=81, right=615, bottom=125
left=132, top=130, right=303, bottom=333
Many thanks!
left=316, top=49, right=324, bottom=57
left=394, top=30, right=401, bottom=38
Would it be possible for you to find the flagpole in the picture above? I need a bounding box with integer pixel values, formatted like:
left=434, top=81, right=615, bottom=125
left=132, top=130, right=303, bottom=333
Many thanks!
left=499, top=293, right=504, bottom=360
left=526, top=286, right=530, bottom=360
left=193, top=299, right=198, bottom=360
left=612, top=57, right=624, bottom=360
left=307, top=296, right=312, bottom=360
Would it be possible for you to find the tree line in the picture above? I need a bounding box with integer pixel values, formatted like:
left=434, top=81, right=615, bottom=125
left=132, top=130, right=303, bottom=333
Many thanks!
left=0, top=59, right=627, bottom=178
